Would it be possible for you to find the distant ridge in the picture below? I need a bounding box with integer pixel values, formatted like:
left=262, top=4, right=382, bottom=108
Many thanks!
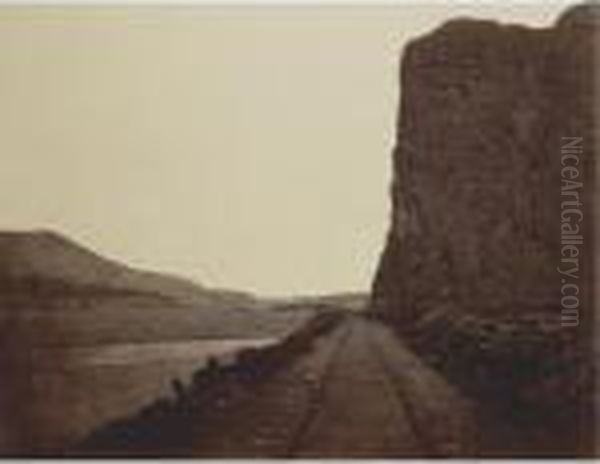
left=0, top=230, right=256, bottom=308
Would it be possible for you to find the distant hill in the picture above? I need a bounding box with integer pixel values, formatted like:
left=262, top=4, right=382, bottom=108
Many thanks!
left=303, top=293, right=368, bottom=311
left=0, top=230, right=357, bottom=346
left=0, top=230, right=256, bottom=309
left=269, top=292, right=368, bottom=312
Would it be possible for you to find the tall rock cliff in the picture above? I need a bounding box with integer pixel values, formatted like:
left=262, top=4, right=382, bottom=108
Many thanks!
left=371, top=5, right=597, bottom=454
left=373, top=5, right=596, bottom=325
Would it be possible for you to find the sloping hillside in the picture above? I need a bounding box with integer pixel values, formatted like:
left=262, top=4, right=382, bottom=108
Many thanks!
left=0, top=230, right=255, bottom=309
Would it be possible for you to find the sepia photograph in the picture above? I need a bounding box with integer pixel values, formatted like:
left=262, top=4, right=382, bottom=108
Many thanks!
left=0, top=0, right=597, bottom=458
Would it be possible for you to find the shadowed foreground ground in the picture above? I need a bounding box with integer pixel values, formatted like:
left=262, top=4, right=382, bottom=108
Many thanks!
left=73, top=313, right=590, bottom=458
left=78, top=315, right=477, bottom=458
left=190, top=316, right=478, bottom=457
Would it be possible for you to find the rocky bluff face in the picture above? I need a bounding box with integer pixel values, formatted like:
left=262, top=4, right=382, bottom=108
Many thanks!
left=372, top=6, right=596, bottom=329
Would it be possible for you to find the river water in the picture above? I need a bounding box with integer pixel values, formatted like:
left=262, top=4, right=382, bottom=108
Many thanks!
left=22, top=337, right=277, bottom=452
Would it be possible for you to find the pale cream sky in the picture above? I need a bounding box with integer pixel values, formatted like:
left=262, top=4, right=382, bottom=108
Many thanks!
left=0, top=4, right=570, bottom=297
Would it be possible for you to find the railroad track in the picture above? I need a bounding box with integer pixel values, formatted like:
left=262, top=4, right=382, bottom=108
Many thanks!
left=284, top=317, right=428, bottom=457
left=189, top=315, right=475, bottom=458
left=283, top=319, right=354, bottom=457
